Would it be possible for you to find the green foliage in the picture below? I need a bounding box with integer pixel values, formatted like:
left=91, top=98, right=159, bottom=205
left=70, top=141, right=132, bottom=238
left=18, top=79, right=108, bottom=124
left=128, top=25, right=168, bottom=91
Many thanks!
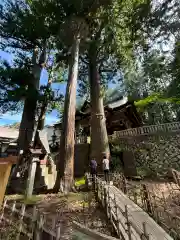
left=75, top=177, right=85, bottom=187
left=135, top=93, right=163, bottom=108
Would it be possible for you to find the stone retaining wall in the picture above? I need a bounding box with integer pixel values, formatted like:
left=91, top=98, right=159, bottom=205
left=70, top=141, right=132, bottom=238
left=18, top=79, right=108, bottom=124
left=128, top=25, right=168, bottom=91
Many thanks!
left=110, top=130, right=180, bottom=177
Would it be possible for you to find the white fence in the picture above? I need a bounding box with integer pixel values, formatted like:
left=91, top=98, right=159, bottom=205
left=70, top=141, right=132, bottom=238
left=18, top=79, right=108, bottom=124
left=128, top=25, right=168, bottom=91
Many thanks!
left=109, top=122, right=180, bottom=140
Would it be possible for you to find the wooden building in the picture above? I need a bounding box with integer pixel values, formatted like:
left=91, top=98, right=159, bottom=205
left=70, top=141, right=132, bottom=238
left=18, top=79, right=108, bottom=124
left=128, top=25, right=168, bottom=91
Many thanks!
left=53, top=97, right=142, bottom=177
left=55, top=96, right=142, bottom=136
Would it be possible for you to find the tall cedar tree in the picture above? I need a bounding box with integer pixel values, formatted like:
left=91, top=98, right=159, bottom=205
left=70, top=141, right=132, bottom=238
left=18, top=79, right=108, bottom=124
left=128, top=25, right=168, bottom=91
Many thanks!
left=0, top=0, right=52, bottom=151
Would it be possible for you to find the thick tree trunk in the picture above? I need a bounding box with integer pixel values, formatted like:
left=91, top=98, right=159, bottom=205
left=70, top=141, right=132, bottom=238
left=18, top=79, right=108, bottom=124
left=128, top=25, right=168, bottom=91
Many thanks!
left=13, top=48, right=45, bottom=179
left=89, top=48, right=110, bottom=169
left=13, top=80, right=39, bottom=179
left=18, top=88, right=38, bottom=152
left=18, top=49, right=42, bottom=152
left=55, top=37, right=80, bottom=193
left=33, top=79, right=52, bottom=148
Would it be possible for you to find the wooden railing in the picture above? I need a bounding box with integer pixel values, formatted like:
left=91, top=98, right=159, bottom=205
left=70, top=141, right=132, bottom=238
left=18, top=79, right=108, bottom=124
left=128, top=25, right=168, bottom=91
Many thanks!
left=113, top=173, right=180, bottom=239
left=85, top=175, right=173, bottom=240
left=0, top=199, right=61, bottom=239
left=109, top=121, right=180, bottom=139
left=0, top=198, right=119, bottom=240
left=95, top=178, right=152, bottom=240
left=95, top=178, right=148, bottom=240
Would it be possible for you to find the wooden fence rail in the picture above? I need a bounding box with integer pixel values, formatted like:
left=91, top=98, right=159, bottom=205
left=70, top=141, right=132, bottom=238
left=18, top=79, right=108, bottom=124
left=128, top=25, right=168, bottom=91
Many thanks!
left=0, top=198, right=121, bottom=240
left=95, top=179, right=150, bottom=240
left=113, top=173, right=180, bottom=239
left=0, top=199, right=60, bottom=240
left=90, top=176, right=173, bottom=240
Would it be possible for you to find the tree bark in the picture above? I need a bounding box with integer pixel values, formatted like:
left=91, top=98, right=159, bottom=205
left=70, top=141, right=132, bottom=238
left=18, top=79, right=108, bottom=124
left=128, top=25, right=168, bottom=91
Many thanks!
left=33, top=79, right=52, bottom=148
left=12, top=48, right=46, bottom=180
left=55, top=36, right=80, bottom=193
left=18, top=87, right=38, bottom=152
left=89, top=46, right=110, bottom=169
left=18, top=47, right=46, bottom=152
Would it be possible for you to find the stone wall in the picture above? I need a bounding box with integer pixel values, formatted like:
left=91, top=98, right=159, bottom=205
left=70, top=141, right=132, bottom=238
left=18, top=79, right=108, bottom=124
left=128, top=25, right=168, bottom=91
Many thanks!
left=53, top=143, right=90, bottom=178
left=110, top=127, right=180, bottom=177
left=74, top=143, right=90, bottom=177
left=134, top=134, right=180, bottom=177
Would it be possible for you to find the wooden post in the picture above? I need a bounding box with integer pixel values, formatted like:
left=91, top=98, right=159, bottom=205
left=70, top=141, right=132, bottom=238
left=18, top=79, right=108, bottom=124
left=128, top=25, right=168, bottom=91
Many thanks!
left=142, top=184, right=152, bottom=215
left=133, top=192, right=138, bottom=204
left=95, top=176, right=98, bottom=201
left=35, top=214, right=44, bottom=240
left=114, top=196, right=121, bottom=238
left=104, top=187, right=107, bottom=210
left=122, top=175, right=127, bottom=194
left=0, top=199, right=7, bottom=222
left=100, top=183, right=103, bottom=204
left=31, top=205, right=37, bottom=237
left=50, top=218, right=56, bottom=240
left=9, top=200, right=16, bottom=224
left=16, top=203, right=26, bottom=240
left=141, top=222, right=149, bottom=240
left=107, top=188, right=112, bottom=222
left=56, top=225, right=61, bottom=240
left=25, top=149, right=41, bottom=198
left=83, top=201, right=86, bottom=225
left=26, top=159, right=37, bottom=198
left=125, top=205, right=132, bottom=240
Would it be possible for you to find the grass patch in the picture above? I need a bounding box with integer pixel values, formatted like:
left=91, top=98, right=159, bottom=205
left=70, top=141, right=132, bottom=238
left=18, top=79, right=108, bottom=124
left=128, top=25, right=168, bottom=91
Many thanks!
left=20, top=195, right=42, bottom=205
left=58, top=192, right=86, bottom=202
left=5, top=194, right=24, bottom=201
left=75, top=177, right=85, bottom=187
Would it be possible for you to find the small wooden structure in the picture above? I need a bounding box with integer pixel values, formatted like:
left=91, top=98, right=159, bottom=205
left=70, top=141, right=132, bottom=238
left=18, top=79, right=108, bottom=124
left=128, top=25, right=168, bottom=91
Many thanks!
left=0, top=156, right=17, bottom=206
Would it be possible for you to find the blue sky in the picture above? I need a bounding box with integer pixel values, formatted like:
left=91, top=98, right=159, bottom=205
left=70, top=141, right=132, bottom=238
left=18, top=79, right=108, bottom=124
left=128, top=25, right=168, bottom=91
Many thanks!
left=0, top=50, right=65, bottom=126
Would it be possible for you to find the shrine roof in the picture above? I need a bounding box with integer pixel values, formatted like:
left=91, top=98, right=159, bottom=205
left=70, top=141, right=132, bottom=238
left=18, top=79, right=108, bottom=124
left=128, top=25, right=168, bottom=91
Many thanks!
left=76, top=96, right=132, bottom=116
left=54, top=96, right=142, bottom=129
left=0, top=127, right=19, bottom=140
left=106, top=96, right=128, bottom=109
